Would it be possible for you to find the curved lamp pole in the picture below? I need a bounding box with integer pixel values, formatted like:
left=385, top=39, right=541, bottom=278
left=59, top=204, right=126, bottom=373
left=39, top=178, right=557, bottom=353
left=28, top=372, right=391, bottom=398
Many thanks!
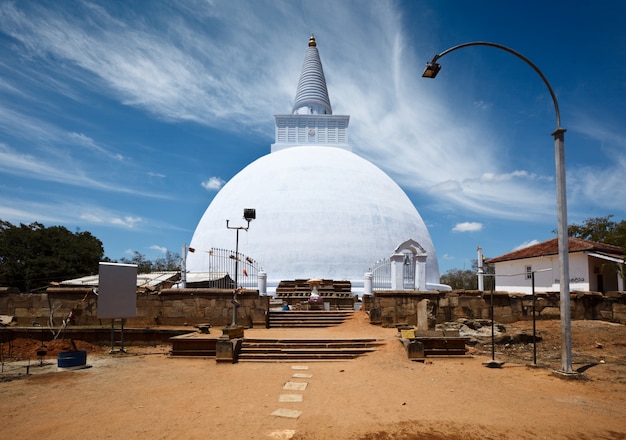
left=422, top=41, right=572, bottom=374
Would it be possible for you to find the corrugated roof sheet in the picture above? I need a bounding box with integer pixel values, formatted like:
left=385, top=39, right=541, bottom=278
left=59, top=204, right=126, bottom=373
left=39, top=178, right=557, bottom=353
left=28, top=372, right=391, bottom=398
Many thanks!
left=60, top=271, right=179, bottom=288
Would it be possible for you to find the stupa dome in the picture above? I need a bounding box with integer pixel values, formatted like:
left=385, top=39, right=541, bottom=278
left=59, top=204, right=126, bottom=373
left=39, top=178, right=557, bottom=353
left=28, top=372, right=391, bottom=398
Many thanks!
left=187, top=35, right=441, bottom=292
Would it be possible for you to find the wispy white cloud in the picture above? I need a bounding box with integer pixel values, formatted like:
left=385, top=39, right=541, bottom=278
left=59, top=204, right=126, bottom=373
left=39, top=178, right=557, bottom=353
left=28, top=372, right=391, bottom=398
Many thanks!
left=0, top=0, right=623, bottom=230
left=202, top=177, right=225, bottom=191
left=0, top=195, right=143, bottom=230
left=67, top=132, right=125, bottom=161
left=150, top=244, right=167, bottom=253
left=452, top=222, right=483, bottom=232
left=566, top=114, right=626, bottom=215
left=80, top=212, right=142, bottom=229
left=0, top=140, right=169, bottom=198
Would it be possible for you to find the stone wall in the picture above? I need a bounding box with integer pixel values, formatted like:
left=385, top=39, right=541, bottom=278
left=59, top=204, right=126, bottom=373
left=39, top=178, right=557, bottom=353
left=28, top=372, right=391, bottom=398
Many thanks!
left=3, top=288, right=625, bottom=329
left=0, top=288, right=269, bottom=328
left=363, top=290, right=626, bottom=327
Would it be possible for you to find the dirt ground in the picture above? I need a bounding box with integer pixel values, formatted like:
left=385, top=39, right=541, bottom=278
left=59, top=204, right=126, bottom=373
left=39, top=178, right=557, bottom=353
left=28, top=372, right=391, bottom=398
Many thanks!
left=1, top=312, right=626, bottom=440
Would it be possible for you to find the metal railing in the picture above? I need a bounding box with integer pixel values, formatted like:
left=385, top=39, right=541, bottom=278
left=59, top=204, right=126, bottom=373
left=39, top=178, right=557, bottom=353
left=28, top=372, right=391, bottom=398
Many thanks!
left=207, top=247, right=260, bottom=289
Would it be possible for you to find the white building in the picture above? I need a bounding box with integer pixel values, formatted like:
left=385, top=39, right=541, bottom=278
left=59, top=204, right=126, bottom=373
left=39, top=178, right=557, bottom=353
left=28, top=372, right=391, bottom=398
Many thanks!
left=485, top=237, right=625, bottom=295
left=187, top=35, right=444, bottom=294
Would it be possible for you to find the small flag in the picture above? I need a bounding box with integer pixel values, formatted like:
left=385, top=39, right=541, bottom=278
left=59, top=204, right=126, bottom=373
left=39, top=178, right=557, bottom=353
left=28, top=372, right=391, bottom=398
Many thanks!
left=229, top=255, right=239, bottom=260
left=246, top=257, right=253, bottom=264
left=242, top=268, right=248, bottom=276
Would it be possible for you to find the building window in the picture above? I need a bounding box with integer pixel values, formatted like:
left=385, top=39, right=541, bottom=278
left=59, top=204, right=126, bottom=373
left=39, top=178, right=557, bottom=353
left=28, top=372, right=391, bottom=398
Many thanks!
left=525, top=265, right=532, bottom=280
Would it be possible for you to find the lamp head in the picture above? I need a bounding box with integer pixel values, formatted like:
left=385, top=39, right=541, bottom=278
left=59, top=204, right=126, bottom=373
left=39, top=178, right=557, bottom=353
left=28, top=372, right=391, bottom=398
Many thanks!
left=243, top=208, right=256, bottom=222
left=422, top=61, right=441, bottom=78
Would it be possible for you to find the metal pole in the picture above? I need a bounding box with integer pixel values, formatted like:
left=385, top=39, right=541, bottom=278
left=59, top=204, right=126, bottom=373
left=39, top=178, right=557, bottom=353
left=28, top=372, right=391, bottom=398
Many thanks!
left=232, top=229, right=239, bottom=327
left=477, top=246, right=484, bottom=291
left=227, top=212, right=254, bottom=328
left=490, top=277, right=495, bottom=362
left=532, top=271, right=537, bottom=366
left=554, top=128, right=572, bottom=373
left=181, top=244, right=187, bottom=288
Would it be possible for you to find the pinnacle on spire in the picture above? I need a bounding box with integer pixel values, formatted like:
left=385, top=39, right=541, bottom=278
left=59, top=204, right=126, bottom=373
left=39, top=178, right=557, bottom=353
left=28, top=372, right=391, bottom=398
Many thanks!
left=292, top=34, right=332, bottom=115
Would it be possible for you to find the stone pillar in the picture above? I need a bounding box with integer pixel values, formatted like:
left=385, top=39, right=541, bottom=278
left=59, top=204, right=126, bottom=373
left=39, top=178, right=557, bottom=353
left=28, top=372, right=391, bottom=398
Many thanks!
left=364, top=272, right=373, bottom=295
left=415, top=255, right=427, bottom=291
left=416, top=299, right=430, bottom=331
left=406, top=340, right=425, bottom=360
left=390, top=253, right=405, bottom=290
left=258, top=271, right=267, bottom=295
left=215, top=337, right=242, bottom=363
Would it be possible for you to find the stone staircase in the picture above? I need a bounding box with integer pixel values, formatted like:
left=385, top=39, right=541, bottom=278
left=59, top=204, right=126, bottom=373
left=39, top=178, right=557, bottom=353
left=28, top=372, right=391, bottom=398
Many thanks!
left=267, top=310, right=354, bottom=328
left=237, top=338, right=383, bottom=362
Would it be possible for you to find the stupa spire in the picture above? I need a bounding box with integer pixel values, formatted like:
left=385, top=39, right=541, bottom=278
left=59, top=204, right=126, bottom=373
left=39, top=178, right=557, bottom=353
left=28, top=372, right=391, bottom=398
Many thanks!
left=292, top=34, right=332, bottom=115
left=271, top=34, right=349, bottom=153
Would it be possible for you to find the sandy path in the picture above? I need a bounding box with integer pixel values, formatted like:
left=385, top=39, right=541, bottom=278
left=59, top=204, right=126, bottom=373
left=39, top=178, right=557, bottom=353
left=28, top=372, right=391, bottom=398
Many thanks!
left=1, top=312, right=625, bottom=439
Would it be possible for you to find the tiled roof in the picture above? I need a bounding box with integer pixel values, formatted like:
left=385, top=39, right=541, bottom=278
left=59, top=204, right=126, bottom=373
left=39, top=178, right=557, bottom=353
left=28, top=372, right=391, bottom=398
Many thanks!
left=485, top=237, right=624, bottom=264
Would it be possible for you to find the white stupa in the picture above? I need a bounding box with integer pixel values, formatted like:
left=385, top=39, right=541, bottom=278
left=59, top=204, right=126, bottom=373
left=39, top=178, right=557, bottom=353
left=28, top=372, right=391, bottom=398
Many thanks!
left=187, top=35, right=442, bottom=293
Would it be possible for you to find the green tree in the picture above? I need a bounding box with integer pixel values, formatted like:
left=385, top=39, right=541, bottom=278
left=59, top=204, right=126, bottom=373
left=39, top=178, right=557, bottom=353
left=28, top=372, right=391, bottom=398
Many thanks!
left=0, top=220, right=104, bottom=292
left=440, top=259, right=495, bottom=290
left=120, top=251, right=153, bottom=273
left=560, top=215, right=626, bottom=248
left=440, top=268, right=478, bottom=290
left=154, top=250, right=181, bottom=271
left=559, top=215, right=625, bottom=281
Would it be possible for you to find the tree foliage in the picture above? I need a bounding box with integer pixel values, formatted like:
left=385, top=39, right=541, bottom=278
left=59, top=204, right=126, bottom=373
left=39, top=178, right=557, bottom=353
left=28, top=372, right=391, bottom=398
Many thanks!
left=440, top=259, right=495, bottom=290
left=565, top=215, right=626, bottom=281
left=440, top=268, right=478, bottom=290
left=0, top=220, right=104, bottom=292
left=119, top=250, right=180, bottom=273
left=565, top=215, right=626, bottom=249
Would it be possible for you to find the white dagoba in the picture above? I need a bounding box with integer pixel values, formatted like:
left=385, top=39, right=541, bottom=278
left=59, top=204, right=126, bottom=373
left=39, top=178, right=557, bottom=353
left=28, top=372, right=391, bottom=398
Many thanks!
left=187, top=35, right=442, bottom=293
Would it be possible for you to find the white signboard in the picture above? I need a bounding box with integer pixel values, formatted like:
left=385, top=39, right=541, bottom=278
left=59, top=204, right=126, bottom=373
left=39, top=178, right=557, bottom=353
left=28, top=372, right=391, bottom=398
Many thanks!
left=97, top=262, right=138, bottom=319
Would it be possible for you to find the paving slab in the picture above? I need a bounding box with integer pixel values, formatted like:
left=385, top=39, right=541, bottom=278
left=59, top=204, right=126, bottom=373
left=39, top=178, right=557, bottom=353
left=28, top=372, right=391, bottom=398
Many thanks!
left=291, top=365, right=309, bottom=370
left=279, top=393, right=304, bottom=402
left=283, top=381, right=308, bottom=391
left=292, top=373, right=313, bottom=378
left=271, top=408, right=302, bottom=419
left=267, top=429, right=296, bottom=439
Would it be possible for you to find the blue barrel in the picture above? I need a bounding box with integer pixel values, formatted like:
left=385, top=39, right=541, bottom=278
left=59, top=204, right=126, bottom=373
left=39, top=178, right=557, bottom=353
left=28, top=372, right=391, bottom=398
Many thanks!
left=57, top=350, right=87, bottom=368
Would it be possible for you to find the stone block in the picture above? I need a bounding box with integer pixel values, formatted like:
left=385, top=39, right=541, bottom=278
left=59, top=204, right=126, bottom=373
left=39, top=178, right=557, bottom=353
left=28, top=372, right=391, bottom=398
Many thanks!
left=613, top=303, right=626, bottom=313
left=14, top=307, right=32, bottom=318
left=369, top=308, right=382, bottom=323
left=221, top=325, right=244, bottom=339
left=540, top=307, right=561, bottom=318
left=613, top=304, right=626, bottom=323
left=182, top=305, right=201, bottom=317
left=215, top=338, right=236, bottom=363
left=406, top=340, right=425, bottom=359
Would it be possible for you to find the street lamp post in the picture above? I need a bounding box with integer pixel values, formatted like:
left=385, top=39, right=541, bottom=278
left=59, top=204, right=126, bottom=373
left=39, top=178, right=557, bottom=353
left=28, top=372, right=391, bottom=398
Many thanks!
left=226, top=208, right=256, bottom=328
left=422, top=42, right=573, bottom=374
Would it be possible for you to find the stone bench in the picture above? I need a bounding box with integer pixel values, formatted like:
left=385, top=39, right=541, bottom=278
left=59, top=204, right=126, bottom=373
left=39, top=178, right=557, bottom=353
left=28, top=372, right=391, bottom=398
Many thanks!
left=400, top=329, right=469, bottom=358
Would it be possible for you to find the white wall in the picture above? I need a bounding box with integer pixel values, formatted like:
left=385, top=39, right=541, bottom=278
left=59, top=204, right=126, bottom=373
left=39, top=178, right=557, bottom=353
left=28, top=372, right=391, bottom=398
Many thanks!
left=493, top=253, right=593, bottom=294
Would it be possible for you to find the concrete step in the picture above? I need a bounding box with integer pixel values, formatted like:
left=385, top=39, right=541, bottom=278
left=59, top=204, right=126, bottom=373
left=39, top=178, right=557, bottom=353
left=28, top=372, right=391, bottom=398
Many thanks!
left=238, top=338, right=383, bottom=362
left=267, top=310, right=354, bottom=328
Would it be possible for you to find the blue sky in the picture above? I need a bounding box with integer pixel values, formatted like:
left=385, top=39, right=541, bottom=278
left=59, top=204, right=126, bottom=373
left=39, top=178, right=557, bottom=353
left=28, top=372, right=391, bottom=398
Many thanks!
left=0, top=0, right=624, bottom=275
